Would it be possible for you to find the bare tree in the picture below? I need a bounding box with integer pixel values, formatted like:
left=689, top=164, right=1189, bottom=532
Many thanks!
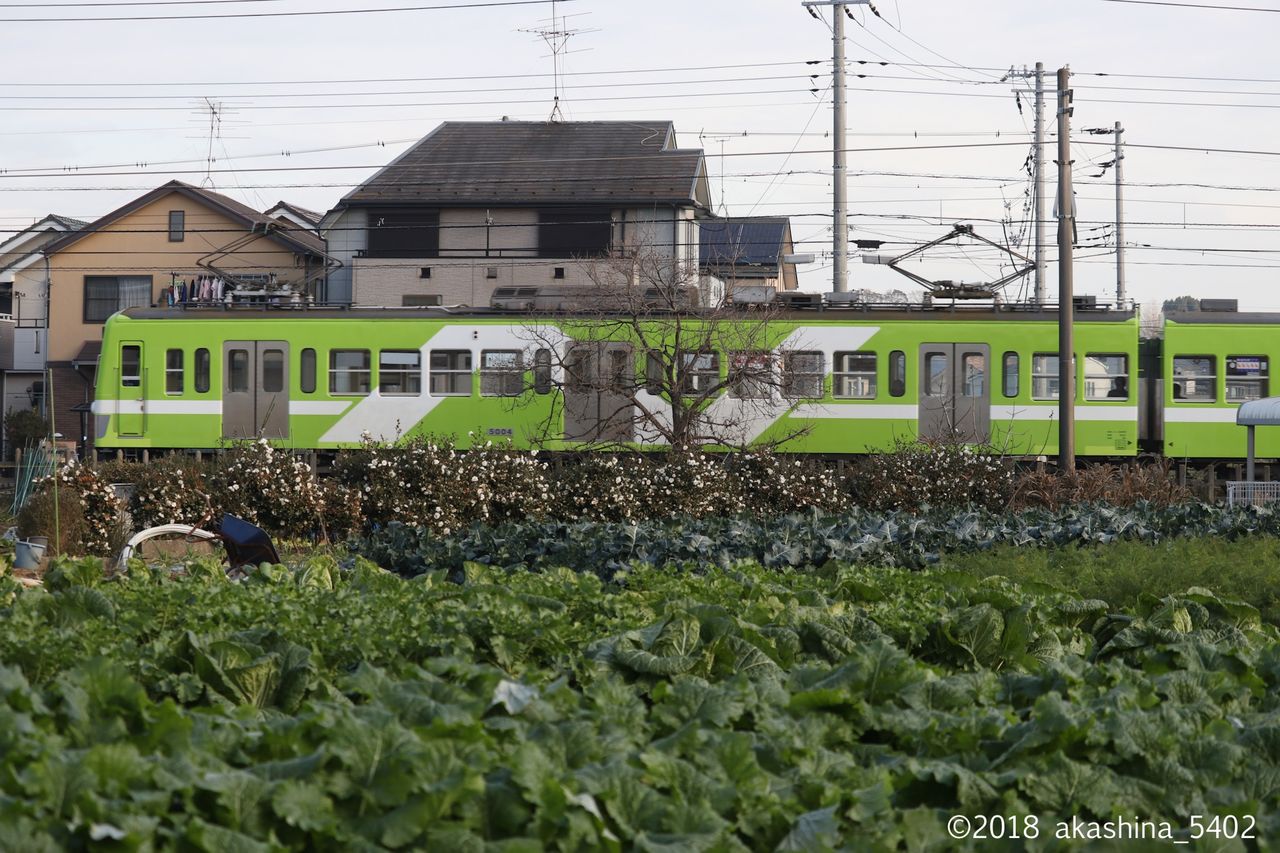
left=514, top=248, right=811, bottom=452
left=1140, top=299, right=1164, bottom=339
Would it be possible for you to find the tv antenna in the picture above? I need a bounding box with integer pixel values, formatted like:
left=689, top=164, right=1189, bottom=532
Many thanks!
left=199, top=97, right=224, bottom=188
left=520, top=0, right=596, bottom=122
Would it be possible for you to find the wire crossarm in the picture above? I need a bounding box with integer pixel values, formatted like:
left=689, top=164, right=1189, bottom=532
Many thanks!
left=883, top=223, right=1034, bottom=300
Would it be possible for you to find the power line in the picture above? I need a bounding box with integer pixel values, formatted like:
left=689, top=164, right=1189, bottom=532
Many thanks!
left=1101, top=0, right=1280, bottom=10
left=0, top=0, right=564, bottom=22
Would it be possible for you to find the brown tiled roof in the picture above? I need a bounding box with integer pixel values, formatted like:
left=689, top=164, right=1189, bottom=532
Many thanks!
left=342, top=121, right=706, bottom=207
left=43, top=181, right=327, bottom=257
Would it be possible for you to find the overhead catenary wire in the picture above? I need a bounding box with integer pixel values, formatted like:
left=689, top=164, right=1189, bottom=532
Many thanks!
left=0, top=0, right=569, bottom=23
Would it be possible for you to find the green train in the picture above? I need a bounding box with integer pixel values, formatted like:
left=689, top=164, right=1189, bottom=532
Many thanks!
left=87, top=302, right=1272, bottom=460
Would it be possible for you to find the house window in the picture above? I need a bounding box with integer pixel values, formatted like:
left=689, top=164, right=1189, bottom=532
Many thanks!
left=1032, top=353, right=1059, bottom=400
left=728, top=351, right=772, bottom=399
left=84, top=275, right=153, bottom=323
left=1172, top=355, right=1215, bottom=402
left=299, top=348, right=316, bottom=394
left=782, top=351, right=823, bottom=399
left=679, top=352, right=719, bottom=395
left=430, top=350, right=472, bottom=395
left=379, top=350, right=421, bottom=395
left=1084, top=354, right=1129, bottom=400
left=121, top=345, right=141, bottom=388
left=553, top=267, right=566, bottom=280
left=366, top=208, right=440, bottom=258
left=330, top=349, right=371, bottom=395
left=1227, top=356, right=1268, bottom=402
left=833, top=352, right=876, bottom=399
left=419, top=267, right=432, bottom=279
left=1002, top=352, right=1019, bottom=398
left=888, top=350, right=906, bottom=398
left=486, top=267, right=499, bottom=280
left=481, top=350, right=524, bottom=396
left=168, top=210, right=185, bottom=242
left=165, top=349, right=183, bottom=395
left=538, top=207, right=612, bottom=259
left=194, top=348, right=210, bottom=393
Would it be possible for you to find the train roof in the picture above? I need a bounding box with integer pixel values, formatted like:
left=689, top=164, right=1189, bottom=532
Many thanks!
left=116, top=303, right=1138, bottom=323
left=1166, top=311, right=1280, bottom=325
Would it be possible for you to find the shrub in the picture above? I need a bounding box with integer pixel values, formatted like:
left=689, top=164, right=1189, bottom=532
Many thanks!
left=1010, top=459, right=1192, bottom=510
left=207, top=440, right=325, bottom=539
left=4, top=408, right=49, bottom=456
left=98, top=455, right=215, bottom=529
left=16, top=483, right=88, bottom=556
left=847, top=439, right=1015, bottom=512
left=726, top=449, right=850, bottom=516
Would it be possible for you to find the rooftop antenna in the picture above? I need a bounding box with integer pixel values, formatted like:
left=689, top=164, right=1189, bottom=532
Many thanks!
left=199, top=97, right=223, bottom=188
left=520, top=0, right=595, bottom=122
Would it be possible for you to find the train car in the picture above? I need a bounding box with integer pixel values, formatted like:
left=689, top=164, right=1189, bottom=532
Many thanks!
left=1159, top=309, right=1278, bottom=459
left=90, top=304, right=1140, bottom=457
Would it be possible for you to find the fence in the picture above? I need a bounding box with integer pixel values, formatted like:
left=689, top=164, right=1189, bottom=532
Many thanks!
left=1226, top=481, right=1280, bottom=508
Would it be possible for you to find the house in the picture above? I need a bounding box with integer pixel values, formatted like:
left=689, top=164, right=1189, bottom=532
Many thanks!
left=321, top=120, right=712, bottom=307
left=265, top=200, right=324, bottom=233
left=36, top=180, right=330, bottom=451
left=699, top=216, right=799, bottom=293
left=0, top=215, right=86, bottom=436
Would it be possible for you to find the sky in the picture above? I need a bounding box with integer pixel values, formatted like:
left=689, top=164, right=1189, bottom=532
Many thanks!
left=2, top=0, right=1278, bottom=310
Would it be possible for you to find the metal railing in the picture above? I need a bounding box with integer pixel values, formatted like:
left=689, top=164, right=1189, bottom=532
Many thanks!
left=1226, top=481, right=1280, bottom=508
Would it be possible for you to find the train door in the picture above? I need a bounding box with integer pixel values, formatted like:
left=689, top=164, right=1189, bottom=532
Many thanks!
left=117, top=341, right=145, bottom=437
left=918, top=343, right=990, bottom=443
left=563, top=342, right=635, bottom=443
left=222, top=341, right=290, bottom=440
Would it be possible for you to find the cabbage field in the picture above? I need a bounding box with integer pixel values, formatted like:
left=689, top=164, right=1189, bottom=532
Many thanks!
left=2, top=512, right=1279, bottom=851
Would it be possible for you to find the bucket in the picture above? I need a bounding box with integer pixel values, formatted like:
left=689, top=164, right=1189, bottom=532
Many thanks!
left=14, top=540, right=45, bottom=570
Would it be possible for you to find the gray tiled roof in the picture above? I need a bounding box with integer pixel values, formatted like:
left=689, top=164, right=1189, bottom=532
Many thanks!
left=343, top=121, right=706, bottom=206
left=700, top=216, right=790, bottom=268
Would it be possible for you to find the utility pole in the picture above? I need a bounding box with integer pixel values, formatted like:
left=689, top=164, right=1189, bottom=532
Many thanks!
left=1056, top=66, right=1076, bottom=473
left=1114, top=121, right=1126, bottom=307
left=1006, top=63, right=1047, bottom=303
left=803, top=0, right=870, bottom=292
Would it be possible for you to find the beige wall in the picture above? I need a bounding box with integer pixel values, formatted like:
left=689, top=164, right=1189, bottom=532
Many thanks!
left=47, top=192, right=308, bottom=361
left=353, top=257, right=608, bottom=307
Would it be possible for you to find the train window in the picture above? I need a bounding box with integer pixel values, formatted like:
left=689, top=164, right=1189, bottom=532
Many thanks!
left=481, top=350, right=524, bottom=397
left=330, top=350, right=371, bottom=395
left=644, top=351, right=664, bottom=395
left=534, top=349, right=552, bottom=395
left=121, top=345, right=141, bottom=388
left=961, top=352, right=986, bottom=398
left=924, top=353, right=949, bottom=397
left=1002, top=352, right=1019, bottom=398
left=165, top=349, right=183, bottom=395
left=1227, top=356, right=1268, bottom=402
left=679, top=352, right=720, bottom=395
left=380, top=351, right=422, bottom=396
left=228, top=350, right=250, bottom=393
left=299, top=348, right=316, bottom=394
left=1172, top=356, right=1215, bottom=402
left=567, top=348, right=594, bottom=394
left=833, top=352, right=876, bottom=399
left=195, top=348, right=210, bottom=394
left=262, top=349, right=285, bottom=393
left=782, top=351, right=823, bottom=399
left=606, top=349, right=633, bottom=393
left=1084, top=354, right=1128, bottom=401
left=1031, top=354, right=1059, bottom=400
left=889, top=350, right=906, bottom=398
left=729, top=351, right=772, bottom=400
left=430, top=350, right=473, bottom=396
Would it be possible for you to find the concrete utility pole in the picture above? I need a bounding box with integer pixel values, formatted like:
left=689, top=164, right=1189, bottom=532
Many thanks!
left=1114, top=121, right=1126, bottom=307
left=1006, top=63, right=1047, bottom=303
left=803, top=0, right=870, bottom=292
left=1056, top=66, right=1076, bottom=473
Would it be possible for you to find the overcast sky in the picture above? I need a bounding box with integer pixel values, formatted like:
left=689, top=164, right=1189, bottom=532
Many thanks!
left=2, top=0, right=1277, bottom=309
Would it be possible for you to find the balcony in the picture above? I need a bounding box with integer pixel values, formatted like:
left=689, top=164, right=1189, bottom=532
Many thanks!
left=0, top=317, right=48, bottom=371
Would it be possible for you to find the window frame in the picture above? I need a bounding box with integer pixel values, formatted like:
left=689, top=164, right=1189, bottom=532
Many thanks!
left=299, top=348, right=316, bottom=394
left=782, top=350, right=824, bottom=400
left=121, top=345, right=142, bottom=388
left=1031, top=353, right=1060, bottom=401
left=728, top=351, right=773, bottom=400
left=84, top=275, right=153, bottom=324
left=1226, top=355, right=1269, bottom=403
left=1172, top=355, right=1217, bottom=403
left=1084, top=353, right=1129, bottom=401
left=1002, top=352, right=1019, bottom=398
left=379, top=350, right=422, bottom=396
left=833, top=351, right=877, bottom=400
left=329, top=349, right=372, bottom=396
left=480, top=350, right=524, bottom=397
left=194, top=348, right=211, bottom=394
left=165, top=348, right=184, bottom=395
left=429, top=349, right=473, bottom=397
